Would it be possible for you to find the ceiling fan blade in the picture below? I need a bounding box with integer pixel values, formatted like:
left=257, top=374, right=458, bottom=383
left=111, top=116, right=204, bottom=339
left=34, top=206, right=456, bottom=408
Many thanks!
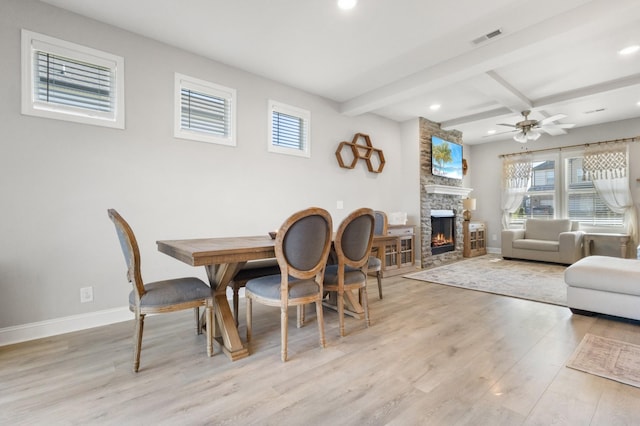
left=558, top=123, right=575, bottom=129
left=483, top=129, right=517, bottom=137
left=538, top=114, right=567, bottom=125
left=539, top=124, right=568, bottom=136
left=497, top=123, right=517, bottom=128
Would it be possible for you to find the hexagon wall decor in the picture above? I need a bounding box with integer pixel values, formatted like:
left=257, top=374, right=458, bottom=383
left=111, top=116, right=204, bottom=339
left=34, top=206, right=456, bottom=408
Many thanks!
left=335, top=133, right=385, bottom=173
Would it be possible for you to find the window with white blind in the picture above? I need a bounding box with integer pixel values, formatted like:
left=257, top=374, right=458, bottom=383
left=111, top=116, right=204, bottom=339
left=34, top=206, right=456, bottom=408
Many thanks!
left=21, top=30, right=125, bottom=128
left=268, top=100, right=310, bottom=157
left=565, top=156, right=624, bottom=226
left=174, top=73, right=236, bottom=146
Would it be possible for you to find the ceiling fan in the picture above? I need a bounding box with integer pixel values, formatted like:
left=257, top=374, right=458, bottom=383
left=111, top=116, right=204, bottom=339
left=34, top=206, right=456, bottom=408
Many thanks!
left=496, top=110, right=575, bottom=143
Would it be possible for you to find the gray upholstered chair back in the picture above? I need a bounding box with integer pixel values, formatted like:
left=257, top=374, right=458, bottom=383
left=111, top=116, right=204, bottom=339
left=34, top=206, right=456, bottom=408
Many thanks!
left=283, top=215, right=329, bottom=271
left=107, top=209, right=145, bottom=298
left=335, top=208, right=375, bottom=268
left=341, top=214, right=374, bottom=263
left=276, top=207, right=332, bottom=279
left=373, top=210, right=388, bottom=236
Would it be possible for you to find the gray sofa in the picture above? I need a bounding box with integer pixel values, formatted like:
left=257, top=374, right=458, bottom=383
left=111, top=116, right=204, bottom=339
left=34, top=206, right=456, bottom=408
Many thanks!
left=501, top=218, right=584, bottom=264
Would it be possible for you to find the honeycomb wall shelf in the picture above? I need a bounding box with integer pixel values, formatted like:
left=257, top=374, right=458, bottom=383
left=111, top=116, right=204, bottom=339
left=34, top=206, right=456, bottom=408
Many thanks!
left=335, top=133, right=385, bottom=174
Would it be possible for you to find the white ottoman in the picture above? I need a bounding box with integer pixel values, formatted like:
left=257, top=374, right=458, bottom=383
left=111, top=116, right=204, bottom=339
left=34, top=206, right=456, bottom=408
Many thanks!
left=564, top=255, right=640, bottom=321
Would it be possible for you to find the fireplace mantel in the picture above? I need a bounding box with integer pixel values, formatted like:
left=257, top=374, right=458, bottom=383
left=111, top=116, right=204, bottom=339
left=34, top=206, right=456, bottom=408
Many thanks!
left=424, top=185, right=473, bottom=197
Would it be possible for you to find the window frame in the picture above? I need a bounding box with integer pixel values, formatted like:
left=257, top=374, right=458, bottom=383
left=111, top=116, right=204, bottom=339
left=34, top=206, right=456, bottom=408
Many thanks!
left=268, top=100, right=311, bottom=158
left=506, top=148, right=626, bottom=230
left=21, top=29, right=125, bottom=129
left=174, top=73, right=237, bottom=147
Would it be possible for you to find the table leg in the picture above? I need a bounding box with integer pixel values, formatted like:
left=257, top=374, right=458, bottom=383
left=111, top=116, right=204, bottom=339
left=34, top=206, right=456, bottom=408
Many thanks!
left=323, top=289, right=364, bottom=319
left=205, top=263, right=249, bottom=361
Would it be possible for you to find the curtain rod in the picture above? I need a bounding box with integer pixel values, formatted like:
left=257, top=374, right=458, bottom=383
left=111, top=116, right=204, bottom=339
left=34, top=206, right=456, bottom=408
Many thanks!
left=498, top=135, right=640, bottom=158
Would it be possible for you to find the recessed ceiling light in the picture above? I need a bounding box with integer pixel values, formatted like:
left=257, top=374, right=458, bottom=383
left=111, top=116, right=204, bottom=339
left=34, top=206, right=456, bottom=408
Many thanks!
left=487, top=130, right=496, bottom=135
left=637, top=101, right=640, bottom=106
left=430, top=104, right=441, bottom=111
left=337, top=0, right=357, bottom=10
left=618, top=45, right=639, bottom=55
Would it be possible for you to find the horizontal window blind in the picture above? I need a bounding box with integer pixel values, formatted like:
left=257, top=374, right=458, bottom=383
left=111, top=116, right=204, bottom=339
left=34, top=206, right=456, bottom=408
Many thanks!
left=272, top=111, right=305, bottom=150
left=35, top=51, right=113, bottom=113
left=180, top=89, right=230, bottom=137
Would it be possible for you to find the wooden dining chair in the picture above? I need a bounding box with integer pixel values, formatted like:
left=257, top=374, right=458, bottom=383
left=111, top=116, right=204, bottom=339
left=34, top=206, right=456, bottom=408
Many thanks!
left=324, top=208, right=375, bottom=337
left=245, top=207, right=333, bottom=362
left=107, top=209, right=214, bottom=372
left=368, top=210, right=388, bottom=299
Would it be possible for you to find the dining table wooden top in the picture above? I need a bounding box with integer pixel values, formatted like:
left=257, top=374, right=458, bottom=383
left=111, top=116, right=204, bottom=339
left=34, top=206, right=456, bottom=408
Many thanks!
left=157, top=235, right=276, bottom=267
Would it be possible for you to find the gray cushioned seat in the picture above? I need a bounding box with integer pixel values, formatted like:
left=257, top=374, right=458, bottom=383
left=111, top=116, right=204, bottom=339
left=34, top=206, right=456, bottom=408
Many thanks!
left=129, top=277, right=212, bottom=308
left=368, top=256, right=381, bottom=269
left=323, top=264, right=367, bottom=285
left=245, top=274, right=320, bottom=300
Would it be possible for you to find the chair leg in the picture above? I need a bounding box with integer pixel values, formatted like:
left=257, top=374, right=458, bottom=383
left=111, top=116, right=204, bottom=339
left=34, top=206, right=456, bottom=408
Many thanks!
left=338, top=290, right=345, bottom=337
left=205, top=300, right=214, bottom=357
left=315, top=299, right=325, bottom=349
left=246, top=296, right=252, bottom=342
left=281, top=306, right=288, bottom=362
left=194, top=306, right=202, bottom=335
left=377, top=271, right=383, bottom=299
left=361, top=285, right=370, bottom=327
left=297, top=304, right=305, bottom=328
left=233, top=283, right=240, bottom=327
left=133, top=312, right=145, bottom=373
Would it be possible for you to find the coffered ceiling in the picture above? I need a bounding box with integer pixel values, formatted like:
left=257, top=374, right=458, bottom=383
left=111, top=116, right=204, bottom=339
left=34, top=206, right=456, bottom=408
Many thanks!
left=40, top=0, right=640, bottom=144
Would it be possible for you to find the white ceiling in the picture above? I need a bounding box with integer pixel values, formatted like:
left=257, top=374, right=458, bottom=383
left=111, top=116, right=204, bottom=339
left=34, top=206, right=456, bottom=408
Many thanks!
left=40, top=0, right=640, bottom=144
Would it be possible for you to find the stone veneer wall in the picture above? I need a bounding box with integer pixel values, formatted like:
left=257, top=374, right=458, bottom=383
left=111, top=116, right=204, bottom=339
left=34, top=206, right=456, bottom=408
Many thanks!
left=420, top=117, right=465, bottom=268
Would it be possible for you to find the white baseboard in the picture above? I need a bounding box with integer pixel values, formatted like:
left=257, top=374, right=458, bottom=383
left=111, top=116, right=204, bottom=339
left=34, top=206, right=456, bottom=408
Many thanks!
left=0, top=291, right=241, bottom=347
left=0, top=306, right=133, bottom=347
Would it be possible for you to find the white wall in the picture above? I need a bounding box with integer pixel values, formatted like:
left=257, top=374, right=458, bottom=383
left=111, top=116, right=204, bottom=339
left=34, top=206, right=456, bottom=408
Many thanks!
left=468, top=118, right=640, bottom=251
left=0, top=0, right=418, bottom=335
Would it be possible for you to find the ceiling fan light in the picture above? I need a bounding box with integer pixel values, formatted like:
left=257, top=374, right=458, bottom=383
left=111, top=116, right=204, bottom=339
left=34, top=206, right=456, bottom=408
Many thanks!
left=528, top=130, right=541, bottom=141
left=513, top=131, right=527, bottom=143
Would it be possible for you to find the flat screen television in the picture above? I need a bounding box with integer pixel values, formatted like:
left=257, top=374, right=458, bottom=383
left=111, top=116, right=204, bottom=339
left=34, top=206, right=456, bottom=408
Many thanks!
left=431, top=136, right=463, bottom=180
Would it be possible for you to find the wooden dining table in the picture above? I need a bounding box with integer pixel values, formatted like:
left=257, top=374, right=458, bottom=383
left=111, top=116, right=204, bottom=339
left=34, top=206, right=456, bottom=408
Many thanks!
left=157, top=233, right=395, bottom=361
left=157, top=235, right=276, bottom=361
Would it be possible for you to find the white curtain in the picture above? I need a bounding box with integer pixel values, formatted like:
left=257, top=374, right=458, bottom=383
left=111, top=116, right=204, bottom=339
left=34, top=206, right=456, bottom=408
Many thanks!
left=583, top=142, right=638, bottom=249
left=501, top=155, right=532, bottom=229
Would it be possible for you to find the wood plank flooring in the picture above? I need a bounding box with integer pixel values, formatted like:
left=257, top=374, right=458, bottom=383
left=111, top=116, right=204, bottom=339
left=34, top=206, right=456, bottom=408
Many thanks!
left=2, top=275, right=640, bottom=425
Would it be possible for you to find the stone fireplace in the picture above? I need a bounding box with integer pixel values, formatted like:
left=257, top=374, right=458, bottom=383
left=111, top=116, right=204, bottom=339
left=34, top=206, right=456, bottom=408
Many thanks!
left=419, top=117, right=471, bottom=268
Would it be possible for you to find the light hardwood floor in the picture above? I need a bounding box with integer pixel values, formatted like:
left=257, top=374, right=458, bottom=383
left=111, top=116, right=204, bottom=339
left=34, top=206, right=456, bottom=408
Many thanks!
left=2, top=275, right=640, bottom=425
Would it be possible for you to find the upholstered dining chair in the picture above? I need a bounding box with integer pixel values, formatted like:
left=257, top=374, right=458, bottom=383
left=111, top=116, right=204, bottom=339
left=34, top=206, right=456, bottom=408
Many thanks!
left=368, top=210, right=388, bottom=299
left=107, top=209, right=214, bottom=372
left=324, top=208, right=375, bottom=337
left=245, top=207, right=333, bottom=362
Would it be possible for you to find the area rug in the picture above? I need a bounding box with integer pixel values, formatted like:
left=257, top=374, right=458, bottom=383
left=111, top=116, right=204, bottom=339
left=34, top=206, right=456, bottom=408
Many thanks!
left=567, top=333, right=640, bottom=388
left=404, top=254, right=567, bottom=306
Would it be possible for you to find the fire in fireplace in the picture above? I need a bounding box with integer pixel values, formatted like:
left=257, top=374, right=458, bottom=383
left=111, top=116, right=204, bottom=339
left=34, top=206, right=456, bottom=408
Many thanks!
left=431, top=210, right=455, bottom=255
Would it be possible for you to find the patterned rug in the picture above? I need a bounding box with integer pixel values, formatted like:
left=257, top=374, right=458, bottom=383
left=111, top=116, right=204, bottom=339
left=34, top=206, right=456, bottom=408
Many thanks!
left=404, top=254, right=567, bottom=306
left=567, top=334, right=640, bottom=388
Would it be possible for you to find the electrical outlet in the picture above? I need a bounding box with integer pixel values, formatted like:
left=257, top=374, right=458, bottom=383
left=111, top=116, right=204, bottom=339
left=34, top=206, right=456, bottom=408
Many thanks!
left=80, top=286, right=93, bottom=303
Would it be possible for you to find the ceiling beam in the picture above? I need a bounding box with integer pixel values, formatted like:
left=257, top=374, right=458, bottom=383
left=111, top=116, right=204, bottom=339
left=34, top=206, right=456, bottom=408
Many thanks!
left=339, top=0, right=640, bottom=117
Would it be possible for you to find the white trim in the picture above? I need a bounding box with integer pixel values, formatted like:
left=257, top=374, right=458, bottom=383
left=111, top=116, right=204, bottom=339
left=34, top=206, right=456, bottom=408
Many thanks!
left=425, top=185, right=473, bottom=197
left=0, top=306, right=132, bottom=347
left=431, top=209, right=455, bottom=217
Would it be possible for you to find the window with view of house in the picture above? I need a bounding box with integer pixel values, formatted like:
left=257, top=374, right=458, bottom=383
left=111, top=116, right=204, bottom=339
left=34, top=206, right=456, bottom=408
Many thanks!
left=508, top=150, right=624, bottom=227
left=21, top=30, right=125, bottom=129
